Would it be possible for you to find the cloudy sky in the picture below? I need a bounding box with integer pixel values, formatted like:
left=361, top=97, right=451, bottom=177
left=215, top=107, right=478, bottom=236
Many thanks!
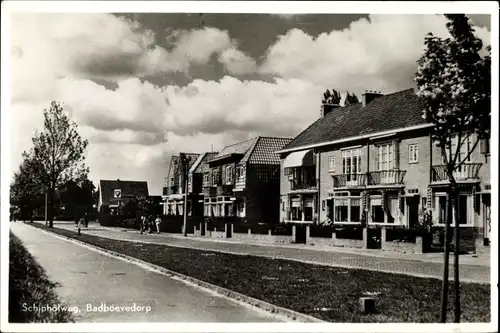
left=9, top=11, right=491, bottom=194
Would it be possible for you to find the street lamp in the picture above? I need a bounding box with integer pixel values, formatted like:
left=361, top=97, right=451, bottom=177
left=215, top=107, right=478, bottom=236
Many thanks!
left=179, top=153, right=191, bottom=237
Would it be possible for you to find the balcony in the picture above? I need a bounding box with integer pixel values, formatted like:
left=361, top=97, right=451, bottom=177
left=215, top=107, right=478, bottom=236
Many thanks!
left=216, top=184, right=233, bottom=197
left=368, top=170, right=406, bottom=186
left=432, top=163, right=482, bottom=183
left=163, top=185, right=178, bottom=196
left=290, top=182, right=318, bottom=192
left=332, top=174, right=367, bottom=188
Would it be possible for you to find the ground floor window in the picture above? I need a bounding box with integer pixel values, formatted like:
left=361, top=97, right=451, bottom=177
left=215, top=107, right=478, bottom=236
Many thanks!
left=288, top=195, right=315, bottom=222
left=370, top=194, right=398, bottom=224
left=333, top=191, right=361, bottom=223
left=434, top=192, right=473, bottom=226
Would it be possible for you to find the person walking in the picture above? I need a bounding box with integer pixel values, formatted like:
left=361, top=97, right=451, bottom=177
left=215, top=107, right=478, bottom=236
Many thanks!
left=140, top=215, right=146, bottom=234
left=155, top=215, right=162, bottom=234
left=84, top=212, right=89, bottom=228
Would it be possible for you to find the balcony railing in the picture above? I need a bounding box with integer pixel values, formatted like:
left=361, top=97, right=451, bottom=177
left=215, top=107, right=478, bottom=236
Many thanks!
left=163, top=185, right=178, bottom=196
left=290, top=182, right=318, bottom=191
left=368, top=170, right=406, bottom=185
left=332, top=174, right=367, bottom=188
left=432, top=163, right=482, bottom=182
left=216, top=184, right=233, bottom=197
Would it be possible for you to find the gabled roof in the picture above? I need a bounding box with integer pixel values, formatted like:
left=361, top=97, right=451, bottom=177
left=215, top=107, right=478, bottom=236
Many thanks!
left=193, top=152, right=218, bottom=173
left=99, top=180, right=149, bottom=206
left=168, top=153, right=200, bottom=179
left=210, top=138, right=258, bottom=162
left=241, top=136, right=293, bottom=165
left=281, top=88, right=426, bottom=152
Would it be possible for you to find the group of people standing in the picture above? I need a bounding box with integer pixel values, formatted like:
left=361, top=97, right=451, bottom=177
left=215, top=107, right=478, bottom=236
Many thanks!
left=140, top=215, right=162, bottom=234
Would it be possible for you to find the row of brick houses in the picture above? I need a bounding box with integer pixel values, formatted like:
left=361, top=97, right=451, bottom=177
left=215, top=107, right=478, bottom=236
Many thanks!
left=162, top=137, right=293, bottom=225
left=161, top=88, right=491, bottom=252
left=277, top=89, right=491, bottom=250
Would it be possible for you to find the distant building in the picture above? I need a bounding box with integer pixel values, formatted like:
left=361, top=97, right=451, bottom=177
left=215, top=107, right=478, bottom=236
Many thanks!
left=203, top=136, right=293, bottom=224
left=97, top=179, right=149, bottom=213
left=162, top=153, right=200, bottom=216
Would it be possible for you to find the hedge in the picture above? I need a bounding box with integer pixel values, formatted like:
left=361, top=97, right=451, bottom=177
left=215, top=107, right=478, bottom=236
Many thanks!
left=309, top=225, right=334, bottom=238
left=335, top=226, right=364, bottom=240
left=9, top=233, right=75, bottom=323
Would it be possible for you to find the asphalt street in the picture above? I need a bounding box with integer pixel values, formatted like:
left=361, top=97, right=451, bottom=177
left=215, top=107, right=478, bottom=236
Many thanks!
left=10, top=222, right=284, bottom=323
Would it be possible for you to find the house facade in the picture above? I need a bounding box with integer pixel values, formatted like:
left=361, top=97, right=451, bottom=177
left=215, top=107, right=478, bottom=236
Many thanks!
left=97, top=179, right=149, bottom=214
left=203, top=136, right=292, bottom=224
left=278, top=89, right=491, bottom=250
left=162, top=153, right=200, bottom=216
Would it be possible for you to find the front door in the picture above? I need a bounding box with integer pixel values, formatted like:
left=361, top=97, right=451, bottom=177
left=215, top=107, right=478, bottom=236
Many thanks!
left=483, top=194, right=491, bottom=244
left=406, top=197, right=419, bottom=228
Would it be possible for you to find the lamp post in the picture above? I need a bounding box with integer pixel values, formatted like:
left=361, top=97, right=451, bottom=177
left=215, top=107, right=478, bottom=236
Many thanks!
left=44, top=192, right=48, bottom=226
left=180, top=153, right=191, bottom=237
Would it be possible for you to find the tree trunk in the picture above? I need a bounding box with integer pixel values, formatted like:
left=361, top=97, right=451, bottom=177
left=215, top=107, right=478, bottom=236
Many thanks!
left=451, top=181, right=460, bottom=323
left=48, top=187, right=55, bottom=228
left=440, top=187, right=452, bottom=323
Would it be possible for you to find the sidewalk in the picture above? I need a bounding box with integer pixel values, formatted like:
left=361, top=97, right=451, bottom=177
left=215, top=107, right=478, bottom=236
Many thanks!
left=31, top=220, right=491, bottom=284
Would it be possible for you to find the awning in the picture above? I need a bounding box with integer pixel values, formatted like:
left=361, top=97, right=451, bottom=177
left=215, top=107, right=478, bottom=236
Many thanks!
left=283, top=149, right=314, bottom=169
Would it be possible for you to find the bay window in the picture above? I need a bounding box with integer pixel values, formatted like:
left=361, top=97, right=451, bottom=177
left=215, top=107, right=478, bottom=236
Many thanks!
left=225, top=165, right=233, bottom=185
left=434, top=193, right=473, bottom=226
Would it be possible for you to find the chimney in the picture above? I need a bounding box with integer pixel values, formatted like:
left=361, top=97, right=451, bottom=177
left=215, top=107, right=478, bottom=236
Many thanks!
left=362, top=90, right=383, bottom=107
left=321, top=103, right=340, bottom=118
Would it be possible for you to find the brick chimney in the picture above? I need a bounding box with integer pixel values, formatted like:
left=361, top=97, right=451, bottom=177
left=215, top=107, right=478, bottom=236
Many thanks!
left=321, top=103, right=340, bottom=118
left=362, top=90, right=383, bottom=107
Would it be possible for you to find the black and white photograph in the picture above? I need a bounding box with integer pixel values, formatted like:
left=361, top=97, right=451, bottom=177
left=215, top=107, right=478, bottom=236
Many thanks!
left=1, top=1, right=498, bottom=332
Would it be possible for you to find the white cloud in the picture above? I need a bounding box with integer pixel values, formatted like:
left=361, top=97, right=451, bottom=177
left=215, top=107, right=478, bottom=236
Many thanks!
left=260, top=14, right=491, bottom=95
left=218, top=47, right=257, bottom=75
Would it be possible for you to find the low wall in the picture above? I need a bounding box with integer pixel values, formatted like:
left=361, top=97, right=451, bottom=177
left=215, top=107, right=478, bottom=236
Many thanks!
left=333, top=237, right=365, bottom=249
left=307, top=236, right=335, bottom=247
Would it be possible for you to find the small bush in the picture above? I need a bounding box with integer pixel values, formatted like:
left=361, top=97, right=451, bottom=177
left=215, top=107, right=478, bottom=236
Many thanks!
left=309, top=225, right=333, bottom=238
left=9, top=233, right=74, bottom=323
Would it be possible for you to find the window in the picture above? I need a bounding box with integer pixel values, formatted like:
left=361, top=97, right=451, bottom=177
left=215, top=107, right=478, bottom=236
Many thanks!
left=333, top=191, right=362, bottom=223
left=212, top=169, right=220, bottom=186
left=203, top=172, right=210, bottom=186
left=480, top=137, right=490, bottom=155
left=225, top=165, right=233, bottom=185
left=328, top=155, right=335, bottom=172
left=370, top=195, right=398, bottom=224
left=443, top=134, right=472, bottom=164
left=377, top=143, right=394, bottom=170
left=409, top=144, right=419, bottom=163
left=342, top=148, right=362, bottom=183
left=434, top=193, right=473, bottom=226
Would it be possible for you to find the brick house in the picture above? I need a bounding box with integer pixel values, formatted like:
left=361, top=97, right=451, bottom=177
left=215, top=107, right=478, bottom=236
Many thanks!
left=97, top=179, right=149, bottom=214
left=277, top=89, right=491, bottom=251
left=162, top=153, right=200, bottom=216
left=186, top=152, right=218, bottom=217
left=203, top=136, right=292, bottom=224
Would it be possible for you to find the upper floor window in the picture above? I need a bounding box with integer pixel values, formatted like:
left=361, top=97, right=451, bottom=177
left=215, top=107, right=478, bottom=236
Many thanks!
left=480, top=137, right=490, bottom=155
left=342, top=148, right=361, bottom=175
left=203, top=172, right=210, bottom=185
left=225, top=165, right=233, bottom=185
left=443, top=134, right=472, bottom=164
left=328, top=155, right=335, bottom=172
left=409, top=144, right=419, bottom=163
left=212, top=169, right=220, bottom=186
left=377, top=143, right=394, bottom=170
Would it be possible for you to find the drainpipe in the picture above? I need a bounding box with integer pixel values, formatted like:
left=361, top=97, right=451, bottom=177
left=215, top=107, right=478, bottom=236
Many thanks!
left=316, top=148, right=321, bottom=223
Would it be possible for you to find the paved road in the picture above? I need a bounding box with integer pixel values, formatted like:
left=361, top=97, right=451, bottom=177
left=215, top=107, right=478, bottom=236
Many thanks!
left=35, top=221, right=490, bottom=284
left=10, top=222, right=284, bottom=322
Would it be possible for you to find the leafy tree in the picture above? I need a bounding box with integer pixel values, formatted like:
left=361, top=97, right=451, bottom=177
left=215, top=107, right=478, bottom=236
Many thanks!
left=28, top=101, right=89, bottom=227
left=344, top=91, right=360, bottom=106
left=57, top=177, right=96, bottom=220
left=322, top=89, right=342, bottom=105
left=10, top=152, right=44, bottom=221
left=414, top=14, right=491, bottom=323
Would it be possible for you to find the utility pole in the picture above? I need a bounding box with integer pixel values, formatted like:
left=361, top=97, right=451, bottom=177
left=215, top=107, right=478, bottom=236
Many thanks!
left=180, top=153, right=191, bottom=237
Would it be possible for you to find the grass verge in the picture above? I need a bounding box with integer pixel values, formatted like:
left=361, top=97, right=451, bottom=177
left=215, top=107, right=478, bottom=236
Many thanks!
left=30, top=223, right=490, bottom=323
left=9, top=232, right=75, bottom=323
